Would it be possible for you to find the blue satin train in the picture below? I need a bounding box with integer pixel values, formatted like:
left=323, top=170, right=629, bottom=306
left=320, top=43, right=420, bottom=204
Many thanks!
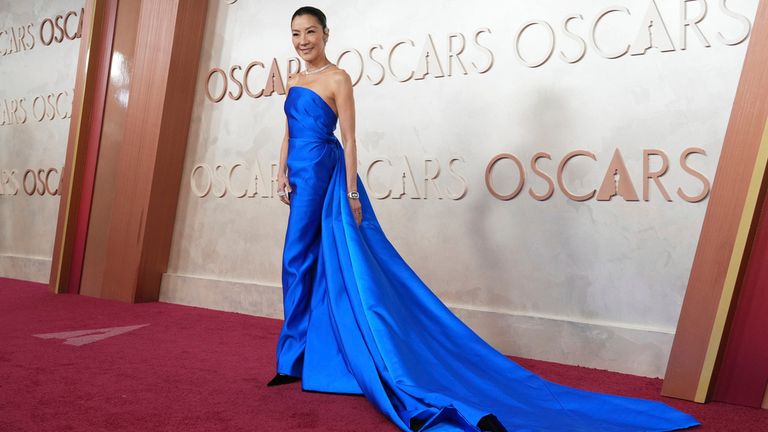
left=275, top=85, right=699, bottom=432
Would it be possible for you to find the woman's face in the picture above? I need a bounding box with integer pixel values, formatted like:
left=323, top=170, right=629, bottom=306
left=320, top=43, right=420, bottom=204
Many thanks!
left=291, top=14, right=326, bottom=63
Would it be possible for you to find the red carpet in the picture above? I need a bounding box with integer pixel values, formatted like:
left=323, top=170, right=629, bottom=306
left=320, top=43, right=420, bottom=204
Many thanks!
left=0, top=277, right=765, bottom=431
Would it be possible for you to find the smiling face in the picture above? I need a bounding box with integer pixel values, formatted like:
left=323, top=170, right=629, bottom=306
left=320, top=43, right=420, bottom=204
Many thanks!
left=291, top=14, right=327, bottom=63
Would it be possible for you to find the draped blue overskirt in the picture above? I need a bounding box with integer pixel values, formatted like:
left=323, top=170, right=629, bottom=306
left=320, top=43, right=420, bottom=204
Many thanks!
left=277, top=86, right=699, bottom=432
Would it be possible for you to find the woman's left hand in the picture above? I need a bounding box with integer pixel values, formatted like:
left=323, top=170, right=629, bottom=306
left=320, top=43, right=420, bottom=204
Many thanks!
left=349, top=198, right=362, bottom=225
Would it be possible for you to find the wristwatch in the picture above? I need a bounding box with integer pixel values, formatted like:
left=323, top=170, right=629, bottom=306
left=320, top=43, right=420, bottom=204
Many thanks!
left=347, top=190, right=359, bottom=199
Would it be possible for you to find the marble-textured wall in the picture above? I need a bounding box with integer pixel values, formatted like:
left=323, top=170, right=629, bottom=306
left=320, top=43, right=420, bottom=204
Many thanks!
left=0, top=0, right=84, bottom=282
left=161, top=0, right=758, bottom=377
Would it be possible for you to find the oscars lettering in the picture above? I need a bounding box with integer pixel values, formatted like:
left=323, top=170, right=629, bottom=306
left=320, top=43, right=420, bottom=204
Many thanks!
left=189, top=148, right=709, bottom=203
left=0, top=90, right=74, bottom=127
left=204, top=0, right=751, bottom=103
left=0, top=8, right=83, bottom=56
left=0, top=168, right=62, bottom=197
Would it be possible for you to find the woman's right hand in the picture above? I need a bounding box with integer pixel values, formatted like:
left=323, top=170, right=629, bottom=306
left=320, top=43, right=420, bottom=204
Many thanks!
left=277, top=174, right=292, bottom=205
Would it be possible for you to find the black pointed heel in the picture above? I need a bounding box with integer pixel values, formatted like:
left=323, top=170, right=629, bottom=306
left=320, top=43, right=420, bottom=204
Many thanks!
left=266, top=373, right=300, bottom=387
left=477, top=414, right=507, bottom=432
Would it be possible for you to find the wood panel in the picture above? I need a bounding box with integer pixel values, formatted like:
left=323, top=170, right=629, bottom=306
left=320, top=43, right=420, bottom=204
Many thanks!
left=68, top=0, right=119, bottom=295
left=49, top=0, right=114, bottom=294
left=80, top=0, right=142, bottom=298
left=99, top=0, right=208, bottom=302
left=662, top=0, right=768, bottom=402
left=712, top=123, right=768, bottom=407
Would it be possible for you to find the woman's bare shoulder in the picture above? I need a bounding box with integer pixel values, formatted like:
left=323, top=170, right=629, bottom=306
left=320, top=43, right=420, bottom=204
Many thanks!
left=329, top=68, right=352, bottom=92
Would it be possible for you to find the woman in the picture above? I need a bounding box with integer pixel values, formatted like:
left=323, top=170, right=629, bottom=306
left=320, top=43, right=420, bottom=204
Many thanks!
left=269, top=6, right=700, bottom=432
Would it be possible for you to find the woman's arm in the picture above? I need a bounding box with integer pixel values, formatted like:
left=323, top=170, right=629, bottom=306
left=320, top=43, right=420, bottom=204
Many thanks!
left=277, top=75, right=296, bottom=205
left=277, top=117, right=291, bottom=204
left=335, top=71, right=362, bottom=224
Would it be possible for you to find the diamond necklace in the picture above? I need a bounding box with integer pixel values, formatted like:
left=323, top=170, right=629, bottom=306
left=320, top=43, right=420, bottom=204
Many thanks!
left=303, top=63, right=334, bottom=75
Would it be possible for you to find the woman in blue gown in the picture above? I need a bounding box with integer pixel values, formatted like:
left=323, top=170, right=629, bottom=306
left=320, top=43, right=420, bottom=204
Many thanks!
left=268, top=6, right=700, bottom=432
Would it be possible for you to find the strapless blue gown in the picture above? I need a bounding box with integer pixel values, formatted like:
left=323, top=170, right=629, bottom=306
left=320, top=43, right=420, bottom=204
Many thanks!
left=277, top=85, right=699, bottom=432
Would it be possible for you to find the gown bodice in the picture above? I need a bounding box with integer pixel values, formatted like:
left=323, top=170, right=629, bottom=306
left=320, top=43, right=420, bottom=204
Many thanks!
left=285, top=86, right=338, bottom=141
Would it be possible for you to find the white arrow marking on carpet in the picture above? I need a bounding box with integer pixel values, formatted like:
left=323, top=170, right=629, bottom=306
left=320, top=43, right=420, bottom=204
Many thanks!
left=33, top=324, right=149, bottom=346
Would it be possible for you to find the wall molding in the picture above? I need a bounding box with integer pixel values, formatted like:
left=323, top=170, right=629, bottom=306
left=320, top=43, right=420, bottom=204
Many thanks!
left=160, top=272, right=673, bottom=378
left=0, top=254, right=52, bottom=283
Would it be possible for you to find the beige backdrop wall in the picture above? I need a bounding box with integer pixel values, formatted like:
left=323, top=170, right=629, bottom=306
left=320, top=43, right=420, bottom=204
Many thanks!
left=161, top=0, right=758, bottom=377
left=0, top=0, right=84, bottom=282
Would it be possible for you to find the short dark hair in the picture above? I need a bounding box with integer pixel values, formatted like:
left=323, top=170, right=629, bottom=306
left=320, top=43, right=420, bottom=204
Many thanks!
left=291, top=6, right=327, bottom=32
